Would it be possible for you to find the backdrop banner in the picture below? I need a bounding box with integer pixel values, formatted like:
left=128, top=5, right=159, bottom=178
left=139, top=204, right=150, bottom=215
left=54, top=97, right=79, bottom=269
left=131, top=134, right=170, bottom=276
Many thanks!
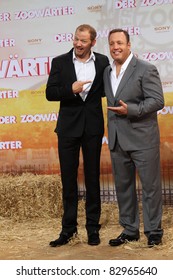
left=0, top=1, right=173, bottom=190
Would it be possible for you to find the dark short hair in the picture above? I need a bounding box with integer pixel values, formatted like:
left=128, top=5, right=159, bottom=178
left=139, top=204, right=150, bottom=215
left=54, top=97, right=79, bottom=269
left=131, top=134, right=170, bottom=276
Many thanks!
left=108, top=28, right=130, bottom=43
left=75, top=24, right=97, bottom=41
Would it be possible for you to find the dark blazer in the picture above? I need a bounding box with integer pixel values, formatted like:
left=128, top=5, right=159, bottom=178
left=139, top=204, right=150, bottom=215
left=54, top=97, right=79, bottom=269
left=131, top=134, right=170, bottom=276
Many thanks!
left=103, top=55, right=164, bottom=151
left=46, top=48, right=109, bottom=137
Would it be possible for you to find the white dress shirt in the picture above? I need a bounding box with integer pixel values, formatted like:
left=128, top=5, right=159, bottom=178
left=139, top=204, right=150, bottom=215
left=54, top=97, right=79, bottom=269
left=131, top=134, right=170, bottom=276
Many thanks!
left=73, top=51, right=96, bottom=101
left=110, top=52, right=133, bottom=96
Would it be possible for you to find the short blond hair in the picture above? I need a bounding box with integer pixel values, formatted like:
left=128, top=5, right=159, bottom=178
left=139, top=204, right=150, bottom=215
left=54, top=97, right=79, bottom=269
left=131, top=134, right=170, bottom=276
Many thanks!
left=75, top=24, right=97, bottom=41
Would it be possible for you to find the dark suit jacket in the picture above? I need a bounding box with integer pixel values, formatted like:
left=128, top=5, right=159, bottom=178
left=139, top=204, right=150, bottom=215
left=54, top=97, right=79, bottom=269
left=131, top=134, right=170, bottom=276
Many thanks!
left=46, top=48, right=109, bottom=137
left=103, top=55, right=164, bottom=151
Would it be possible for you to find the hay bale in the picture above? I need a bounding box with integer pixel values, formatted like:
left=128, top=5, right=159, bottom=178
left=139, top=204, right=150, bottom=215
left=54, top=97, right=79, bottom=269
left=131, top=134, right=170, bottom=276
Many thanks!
left=0, top=173, right=62, bottom=220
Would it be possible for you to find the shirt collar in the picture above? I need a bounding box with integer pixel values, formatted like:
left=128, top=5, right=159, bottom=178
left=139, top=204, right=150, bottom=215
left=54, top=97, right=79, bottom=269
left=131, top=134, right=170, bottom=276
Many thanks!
left=111, top=52, right=133, bottom=72
left=73, top=50, right=95, bottom=62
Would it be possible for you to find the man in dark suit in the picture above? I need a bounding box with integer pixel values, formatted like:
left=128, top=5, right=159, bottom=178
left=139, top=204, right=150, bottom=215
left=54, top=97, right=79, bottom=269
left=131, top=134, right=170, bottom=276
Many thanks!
left=46, top=24, right=109, bottom=246
left=103, top=29, right=164, bottom=247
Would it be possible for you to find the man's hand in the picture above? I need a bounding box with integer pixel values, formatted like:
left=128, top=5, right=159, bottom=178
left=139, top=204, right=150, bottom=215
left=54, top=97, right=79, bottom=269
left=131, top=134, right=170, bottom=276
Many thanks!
left=72, top=80, right=92, bottom=94
left=107, top=100, right=128, bottom=115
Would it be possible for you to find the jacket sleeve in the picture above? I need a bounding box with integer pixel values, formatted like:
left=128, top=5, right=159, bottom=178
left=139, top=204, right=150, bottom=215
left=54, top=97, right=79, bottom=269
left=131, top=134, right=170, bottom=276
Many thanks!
left=46, top=57, right=76, bottom=101
left=127, top=64, right=164, bottom=119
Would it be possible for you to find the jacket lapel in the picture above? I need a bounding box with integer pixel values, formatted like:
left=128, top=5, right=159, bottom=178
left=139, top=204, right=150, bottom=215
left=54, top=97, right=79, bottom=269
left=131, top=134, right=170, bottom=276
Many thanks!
left=104, top=66, right=115, bottom=104
left=67, top=49, right=77, bottom=82
left=115, top=56, right=136, bottom=99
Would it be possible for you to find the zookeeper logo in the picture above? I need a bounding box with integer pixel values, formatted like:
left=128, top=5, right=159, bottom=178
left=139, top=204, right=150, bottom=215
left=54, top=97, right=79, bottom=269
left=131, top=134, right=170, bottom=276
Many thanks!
left=55, top=26, right=141, bottom=42
left=158, top=106, right=173, bottom=115
left=142, top=51, right=173, bottom=61
left=0, top=116, right=17, bottom=124
left=20, top=113, right=59, bottom=123
left=14, top=6, right=75, bottom=20
left=114, top=0, right=136, bottom=8
left=0, top=90, right=19, bottom=98
left=0, top=38, right=15, bottom=48
left=0, top=7, right=75, bottom=21
left=140, top=0, right=173, bottom=7
left=0, top=113, right=58, bottom=124
left=0, top=55, right=54, bottom=79
left=0, top=141, right=22, bottom=150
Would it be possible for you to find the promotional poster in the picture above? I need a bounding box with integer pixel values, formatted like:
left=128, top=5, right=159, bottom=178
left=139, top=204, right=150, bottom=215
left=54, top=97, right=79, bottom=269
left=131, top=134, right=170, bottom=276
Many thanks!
left=1, top=0, right=173, bottom=192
